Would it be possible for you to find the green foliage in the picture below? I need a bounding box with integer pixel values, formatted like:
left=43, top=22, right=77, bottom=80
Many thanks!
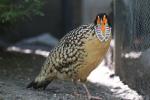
left=0, top=0, right=44, bottom=25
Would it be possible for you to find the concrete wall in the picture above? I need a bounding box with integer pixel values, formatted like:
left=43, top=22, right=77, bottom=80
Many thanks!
left=1, top=0, right=112, bottom=43
left=15, top=0, right=82, bottom=40
left=82, top=0, right=112, bottom=24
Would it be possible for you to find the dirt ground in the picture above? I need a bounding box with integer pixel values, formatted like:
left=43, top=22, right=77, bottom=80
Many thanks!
left=0, top=51, right=143, bottom=100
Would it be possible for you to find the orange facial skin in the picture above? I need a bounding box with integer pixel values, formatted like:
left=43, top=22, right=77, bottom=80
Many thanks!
left=97, top=15, right=108, bottom=33
left=97, top=16, right=101, bottom=24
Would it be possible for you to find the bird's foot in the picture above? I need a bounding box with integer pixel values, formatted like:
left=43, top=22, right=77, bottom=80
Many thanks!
left=82, top=83, right=101, bottom=100
left=87, top=95, right=101, bottom=100
left=72, top=92, right=81, bottom=96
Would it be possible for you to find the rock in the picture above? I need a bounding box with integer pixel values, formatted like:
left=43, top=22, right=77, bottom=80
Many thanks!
left=6, top=33, right=59, bottom=57
left=16, top=33, right=58, bottom=47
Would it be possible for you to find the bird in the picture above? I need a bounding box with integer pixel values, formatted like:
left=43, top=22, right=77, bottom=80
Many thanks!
left=27, top=13, right=112, bottom=100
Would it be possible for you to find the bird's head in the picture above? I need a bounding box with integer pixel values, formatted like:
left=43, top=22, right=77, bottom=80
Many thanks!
left=94, top=13, right=111, bottom=34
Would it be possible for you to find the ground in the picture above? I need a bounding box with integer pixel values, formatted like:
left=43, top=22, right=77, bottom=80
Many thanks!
left=0, top=50, right=143, bottom=100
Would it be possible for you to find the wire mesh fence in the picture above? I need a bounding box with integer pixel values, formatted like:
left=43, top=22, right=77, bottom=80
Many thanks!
left=114, top=0, right=150, bottom=95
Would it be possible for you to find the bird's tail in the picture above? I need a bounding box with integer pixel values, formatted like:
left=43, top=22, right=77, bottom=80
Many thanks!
left=27, top=63, right=55, bottom=89
left=27, top=71, right=54, bottom=89
left=27, top=79, right=52, bottom=90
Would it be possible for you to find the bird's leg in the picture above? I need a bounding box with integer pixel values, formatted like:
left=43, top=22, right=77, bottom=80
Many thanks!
left=82, top=83, right=101, bottom=100
left=72, top=80, right=80, bottom=96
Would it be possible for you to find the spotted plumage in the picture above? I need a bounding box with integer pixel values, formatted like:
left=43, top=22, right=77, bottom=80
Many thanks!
left=27, top=13, right=112, bottom=92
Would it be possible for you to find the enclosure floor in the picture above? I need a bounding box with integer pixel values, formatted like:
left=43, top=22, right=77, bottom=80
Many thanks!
left=0, top=51, right=142, bottom=100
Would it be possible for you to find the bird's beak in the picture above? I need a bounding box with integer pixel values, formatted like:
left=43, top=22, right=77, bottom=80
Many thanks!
left=101, top=22, right=105, bottom=33
left=101, top=15, right=108, bottom=33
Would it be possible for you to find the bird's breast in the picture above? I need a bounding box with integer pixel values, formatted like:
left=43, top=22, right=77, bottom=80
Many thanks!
left=77, top=36, right=111, bottom=81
